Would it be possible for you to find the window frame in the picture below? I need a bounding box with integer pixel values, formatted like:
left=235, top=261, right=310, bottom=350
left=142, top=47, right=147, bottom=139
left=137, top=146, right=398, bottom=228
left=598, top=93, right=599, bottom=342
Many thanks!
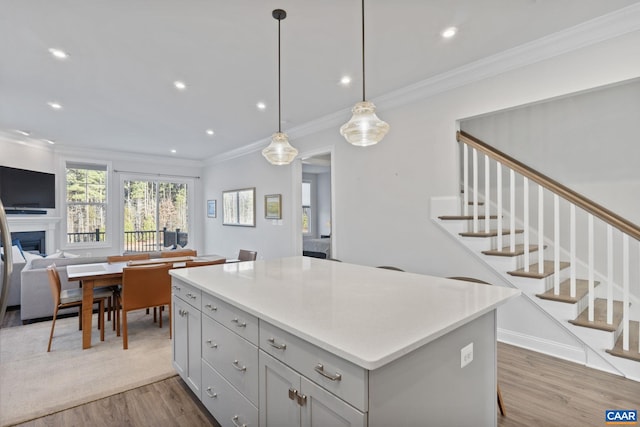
left=119, top=173, right=195, bottom=253
left=302, top=180, right=312, bottom=236
left=61, top=158, right=112, bottom=250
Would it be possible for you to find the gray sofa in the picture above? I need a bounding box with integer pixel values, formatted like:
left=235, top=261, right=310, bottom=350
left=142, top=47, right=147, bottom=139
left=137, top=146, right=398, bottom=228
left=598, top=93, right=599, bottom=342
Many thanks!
left=20, top=256, right=109, bottom=322
left=1, top=258, right=26, bottom=307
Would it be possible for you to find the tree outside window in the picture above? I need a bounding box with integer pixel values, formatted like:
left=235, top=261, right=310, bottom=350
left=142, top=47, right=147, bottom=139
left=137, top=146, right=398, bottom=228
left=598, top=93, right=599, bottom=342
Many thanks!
left=123, top=179, right=189, bottom=252
left=302, top=181, right=311, bottom=235
left=66, top=162, right=108, bottom=244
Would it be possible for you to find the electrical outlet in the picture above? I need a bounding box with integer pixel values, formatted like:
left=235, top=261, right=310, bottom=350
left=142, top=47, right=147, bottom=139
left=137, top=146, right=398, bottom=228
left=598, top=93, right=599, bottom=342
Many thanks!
left=461, top=342, right=473, bottom=368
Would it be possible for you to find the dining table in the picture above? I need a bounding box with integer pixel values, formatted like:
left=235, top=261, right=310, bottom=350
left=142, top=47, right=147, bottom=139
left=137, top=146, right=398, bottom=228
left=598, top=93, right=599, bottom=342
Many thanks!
left=67, top=254, right=226, bottom=349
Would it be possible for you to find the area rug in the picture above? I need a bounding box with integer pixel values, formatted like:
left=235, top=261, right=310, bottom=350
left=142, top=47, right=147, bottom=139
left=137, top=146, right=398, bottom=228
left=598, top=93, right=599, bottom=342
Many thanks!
left=0, top=309, right=176, bottom=426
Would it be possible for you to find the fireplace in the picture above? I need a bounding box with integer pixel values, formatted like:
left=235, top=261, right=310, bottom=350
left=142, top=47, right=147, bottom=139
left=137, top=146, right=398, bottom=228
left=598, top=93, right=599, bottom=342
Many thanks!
left=6, top=216, right=60, bottom=256
left=11, top=231, right=46, bottom=255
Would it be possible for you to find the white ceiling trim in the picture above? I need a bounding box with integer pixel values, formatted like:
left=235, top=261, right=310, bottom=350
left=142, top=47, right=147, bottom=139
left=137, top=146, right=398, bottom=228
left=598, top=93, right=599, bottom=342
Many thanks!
left=206, top=2, right=640, bottom=166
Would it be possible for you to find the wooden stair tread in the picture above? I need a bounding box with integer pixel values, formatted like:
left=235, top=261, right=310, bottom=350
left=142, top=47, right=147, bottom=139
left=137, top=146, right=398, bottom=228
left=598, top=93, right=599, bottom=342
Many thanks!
left=606, top=321, right=640, bottom=362
left=439, top=215, right=499, bottom=220
left=508, top=261, right=570, bottom=279
left=482, top=244, right=543, bottom=257
left=535, top=279, right=593, bottom=304
left=568, top=299, right=624, bottom=332
left=459, top=229, right=523, bottom=238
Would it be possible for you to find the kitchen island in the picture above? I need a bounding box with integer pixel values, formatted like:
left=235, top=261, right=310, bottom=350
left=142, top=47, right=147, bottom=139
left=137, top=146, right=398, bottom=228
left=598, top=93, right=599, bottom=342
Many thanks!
left=170, top=256, right=520, bottom=427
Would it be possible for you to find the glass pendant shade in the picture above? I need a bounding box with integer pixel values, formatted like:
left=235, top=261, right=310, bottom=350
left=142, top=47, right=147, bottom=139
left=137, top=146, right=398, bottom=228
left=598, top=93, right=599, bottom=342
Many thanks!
left=340, top=101, right=390, bottom=147
left=262, top=132, right=298, bottom=165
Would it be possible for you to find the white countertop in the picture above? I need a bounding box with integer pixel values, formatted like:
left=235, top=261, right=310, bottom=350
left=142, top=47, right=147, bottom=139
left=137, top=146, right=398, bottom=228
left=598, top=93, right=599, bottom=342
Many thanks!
left=170, top=256, right=520, bottom=370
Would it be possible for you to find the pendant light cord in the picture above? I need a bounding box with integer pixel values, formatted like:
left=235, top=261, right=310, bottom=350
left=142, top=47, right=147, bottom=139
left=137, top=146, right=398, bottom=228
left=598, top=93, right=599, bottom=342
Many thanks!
left=361, top=0, right=366, bottom=102
left=278, top=15, right=282, bottom=133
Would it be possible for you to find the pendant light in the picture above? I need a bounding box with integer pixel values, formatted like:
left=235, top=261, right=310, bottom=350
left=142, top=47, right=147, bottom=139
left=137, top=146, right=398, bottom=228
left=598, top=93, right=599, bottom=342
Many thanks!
left=340, top=0, right=389, bottom=147
left=262, top=9, right=298, bottom=165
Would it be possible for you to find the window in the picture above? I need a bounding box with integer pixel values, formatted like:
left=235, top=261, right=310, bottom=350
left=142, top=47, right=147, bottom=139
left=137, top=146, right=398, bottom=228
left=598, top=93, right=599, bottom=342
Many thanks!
left=123, top=178, right=190, bottom=252
left=302, top=181, right=311, bottom=235
left=222, top=188, right=255, bottom=227
left=65, top=161, right=108, bottom=245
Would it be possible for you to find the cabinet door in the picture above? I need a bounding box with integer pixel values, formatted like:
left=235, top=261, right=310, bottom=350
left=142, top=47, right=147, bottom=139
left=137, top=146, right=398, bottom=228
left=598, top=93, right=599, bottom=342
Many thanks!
left=259, top=351, right=301, bottom=427
left=173, top=296, right=202, bottom=398
left=172, top=297, right=188, bottom=379
left=301, top=377, right=367, bottom=427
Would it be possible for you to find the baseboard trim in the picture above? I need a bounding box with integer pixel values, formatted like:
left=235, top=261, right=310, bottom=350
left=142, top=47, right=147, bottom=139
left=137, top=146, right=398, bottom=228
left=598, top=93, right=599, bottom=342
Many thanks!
left=498, top=328, right=587, bottom=365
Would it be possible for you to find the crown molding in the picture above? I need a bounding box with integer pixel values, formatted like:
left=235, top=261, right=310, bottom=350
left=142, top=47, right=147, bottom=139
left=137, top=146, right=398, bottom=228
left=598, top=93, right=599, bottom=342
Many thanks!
left=206, top=3, right=640, bottom=165
left=54, top=144, right=203, bottom=169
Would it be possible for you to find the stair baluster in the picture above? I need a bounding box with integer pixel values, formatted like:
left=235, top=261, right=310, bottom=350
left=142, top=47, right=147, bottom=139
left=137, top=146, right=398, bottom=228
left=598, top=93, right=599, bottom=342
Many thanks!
left=435, top=130, right=640, bottom=378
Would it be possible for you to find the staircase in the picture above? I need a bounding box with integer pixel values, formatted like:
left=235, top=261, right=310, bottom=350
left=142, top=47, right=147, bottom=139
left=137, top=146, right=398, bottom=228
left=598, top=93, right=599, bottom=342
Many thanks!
left=433, top=131, right=640, bottom=381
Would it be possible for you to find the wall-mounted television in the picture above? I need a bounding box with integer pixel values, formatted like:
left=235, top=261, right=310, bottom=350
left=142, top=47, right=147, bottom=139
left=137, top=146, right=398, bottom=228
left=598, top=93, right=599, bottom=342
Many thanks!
left=0, top=166, right=56, bottom=213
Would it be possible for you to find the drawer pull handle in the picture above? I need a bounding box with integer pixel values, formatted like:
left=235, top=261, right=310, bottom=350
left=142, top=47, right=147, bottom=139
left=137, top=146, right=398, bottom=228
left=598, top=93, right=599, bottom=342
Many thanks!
left=172, top=285, right=181, bottom=291
left=205, top=387, right=217, bottom=399
left=296, top=391, right=307, bottom=406
left=314, top=363, right=342, bottom=381
left=231, top=415, right=247, bottom=427
left=231, top=318, right=247, bottom=328
left=288, top=387, right=297, bottom=400
left=186, top=293, right=197, bottom=300
left=267, top=337, right=287, bottom=350
left=206, top=339, right=218, bottom=349
left=232, top=360, right=247, bottom=372
left=204, top=303, right=217, bottom=311
left=179, top=309, right=188, bottom=317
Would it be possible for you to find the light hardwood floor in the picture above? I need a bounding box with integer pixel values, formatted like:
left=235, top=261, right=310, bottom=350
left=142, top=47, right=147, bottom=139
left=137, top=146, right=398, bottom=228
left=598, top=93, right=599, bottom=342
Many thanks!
left=3, top=308, right=639, bottom=426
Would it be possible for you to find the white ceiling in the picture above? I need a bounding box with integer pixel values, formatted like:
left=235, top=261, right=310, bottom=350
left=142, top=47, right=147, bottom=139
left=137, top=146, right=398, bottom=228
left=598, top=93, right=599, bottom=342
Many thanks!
left=1, top=0, right=638, bottom=161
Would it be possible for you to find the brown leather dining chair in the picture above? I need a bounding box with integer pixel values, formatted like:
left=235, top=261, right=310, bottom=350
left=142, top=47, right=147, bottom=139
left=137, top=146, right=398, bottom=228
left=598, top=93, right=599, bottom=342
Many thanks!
left=185, top=258, right=226, bottom=268
left=106, top=253, right=152, bottom=331
left=46, top=264, right=112, bottom=352
left=120, top=263, right=172, bottom=349
left=448, top=276, right=506, bottom=416
left=107, top=253, right=151, bottom=263
left=238, top=249, right=257, bottom=261
left=161, top=249, right=197, bottom=258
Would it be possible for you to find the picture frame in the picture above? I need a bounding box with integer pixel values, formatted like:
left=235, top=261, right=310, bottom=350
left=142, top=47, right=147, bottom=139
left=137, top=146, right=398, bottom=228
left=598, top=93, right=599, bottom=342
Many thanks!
left=207, top=199, right=217, bottom=218
left=223, top=187, right=256, bottom=227
left=265, top=194, right=282, bottom=219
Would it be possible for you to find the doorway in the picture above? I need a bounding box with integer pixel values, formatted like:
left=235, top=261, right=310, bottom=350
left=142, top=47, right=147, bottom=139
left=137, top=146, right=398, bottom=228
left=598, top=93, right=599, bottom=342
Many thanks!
left=294, top=149, right=335, bottom=260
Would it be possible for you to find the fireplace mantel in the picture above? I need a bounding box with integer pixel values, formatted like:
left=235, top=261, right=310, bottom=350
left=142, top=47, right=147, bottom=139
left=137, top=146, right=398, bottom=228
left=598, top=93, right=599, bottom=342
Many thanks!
left=7, top=216, right=60, bottom=255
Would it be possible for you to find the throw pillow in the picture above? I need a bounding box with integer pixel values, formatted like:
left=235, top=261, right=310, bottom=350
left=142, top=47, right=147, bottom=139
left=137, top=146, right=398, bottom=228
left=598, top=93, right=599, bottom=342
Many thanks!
left=8, top=245, right=26, bottom=263
left=45, top=250, right=64, bottom=259
left=62, top=251, right=80, bottom=258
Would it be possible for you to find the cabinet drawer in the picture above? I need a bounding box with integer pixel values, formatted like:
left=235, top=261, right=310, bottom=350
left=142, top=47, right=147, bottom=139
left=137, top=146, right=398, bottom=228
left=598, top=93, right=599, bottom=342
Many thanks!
left=202, top=315, right=259, bottom=406
left=171, top=278, right=201, bottom=309
left=202, top=360, right=259, bottom=427
left=259, top=321, right=368, bottom=412
left=201, top=293, right=259, bottom=345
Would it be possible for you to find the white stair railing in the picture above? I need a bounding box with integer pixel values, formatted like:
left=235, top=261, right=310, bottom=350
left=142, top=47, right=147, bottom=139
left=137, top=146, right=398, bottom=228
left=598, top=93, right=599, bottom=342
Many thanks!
left=458, top=130, right=640, bottom=355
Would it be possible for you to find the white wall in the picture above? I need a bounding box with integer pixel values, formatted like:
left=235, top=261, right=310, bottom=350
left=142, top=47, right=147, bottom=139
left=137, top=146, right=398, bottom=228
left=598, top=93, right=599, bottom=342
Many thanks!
left=202, top=30, right=640, bottom=363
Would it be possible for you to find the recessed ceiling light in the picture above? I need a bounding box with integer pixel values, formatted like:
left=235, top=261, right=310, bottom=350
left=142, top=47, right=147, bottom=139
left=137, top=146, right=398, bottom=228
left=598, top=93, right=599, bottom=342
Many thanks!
left=441, top=27, right=457, bottom=39
left=47, top=101, right=62, bottom=110
left=206, top=129, right=215, bottom=136
left=174, top=81, right=187, bottom=90
left=15, top=130, right=31, bottom=136
left=42, top=139, right=55, bottom=145
left=256, top=102, right=266, bottom=110
left=170, top=149, right=177, bottom=154
left=340, top=76, right=352, bottom=86
left=48, top=48, right=68, bottom=59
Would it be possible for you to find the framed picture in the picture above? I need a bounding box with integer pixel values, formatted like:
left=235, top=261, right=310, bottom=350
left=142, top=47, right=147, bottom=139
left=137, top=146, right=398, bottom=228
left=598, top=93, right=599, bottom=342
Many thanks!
left=265, top=194, right=282, bottom=219
left=223, top=187, right=256, bottom=226
left=207, top=200, right=217, bottom=218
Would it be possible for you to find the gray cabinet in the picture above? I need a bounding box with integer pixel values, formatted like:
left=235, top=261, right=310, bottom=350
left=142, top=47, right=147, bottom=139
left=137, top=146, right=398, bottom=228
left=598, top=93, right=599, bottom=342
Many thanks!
left=172, top=283, right=201, bottom=398
left=259, top=351, right=366, bottom=427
